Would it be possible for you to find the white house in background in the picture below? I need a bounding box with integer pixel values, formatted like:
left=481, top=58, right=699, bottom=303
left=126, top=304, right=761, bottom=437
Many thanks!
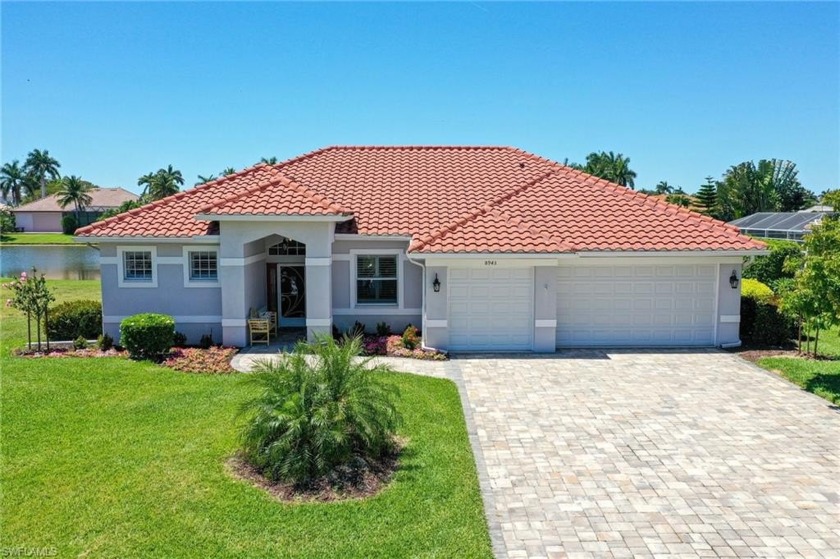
left=75, top=146, right=766, bottom=352
left=14, top=188, right=138, bottom=232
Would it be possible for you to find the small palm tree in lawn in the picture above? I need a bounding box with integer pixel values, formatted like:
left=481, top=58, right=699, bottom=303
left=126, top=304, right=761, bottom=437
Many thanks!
left=0, top=160, right=32, bottom=206
left=239, top=335, right=401, bottom=487
left=23, top=149, right=61, bottom=199
left=56, top=175, right=93, bottom=220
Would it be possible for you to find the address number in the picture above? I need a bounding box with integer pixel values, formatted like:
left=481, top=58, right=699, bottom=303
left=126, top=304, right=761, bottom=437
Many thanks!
left=484, top=260, right=497, bottom=266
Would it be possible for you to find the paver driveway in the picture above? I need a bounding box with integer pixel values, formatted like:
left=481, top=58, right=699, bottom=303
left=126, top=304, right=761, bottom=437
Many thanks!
left=452, top=350, right=840, bottom=559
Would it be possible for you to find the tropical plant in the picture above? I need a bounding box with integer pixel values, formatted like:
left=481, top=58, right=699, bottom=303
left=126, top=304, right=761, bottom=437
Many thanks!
left=137, top=165, right=184, bottom=201
left=0, top=160, right=33, bottom=206
left=239, top=335, right=401, bottom=486
left=23, top=149, right=61, bottom=199
left=55, top=175, right=93, bottom=219
left=195, top=174, right=217, bottom=185
left=98, top=199, right=143, bottom=221
left=695, top=177, right=718, bottom=217
left=665, top=192, right=692, bottom=208
left=260, top=156, right=278, bottom=165
left=654, top=181, right=674, bottom=195
left=220, top=167, right=237, bottom=176
left=3, top=269, right=55, bottom=351
left=582, top=151, right=637, bottom=189
left=716, top=159, right=809, bottom=220
left=821, top=189, right=840, bottom=211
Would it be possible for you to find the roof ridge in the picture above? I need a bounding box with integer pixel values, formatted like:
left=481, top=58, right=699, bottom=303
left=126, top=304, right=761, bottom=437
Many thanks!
left=76, top=163, right=269, bottom=235
left=198, top=168, right=349, bottom=215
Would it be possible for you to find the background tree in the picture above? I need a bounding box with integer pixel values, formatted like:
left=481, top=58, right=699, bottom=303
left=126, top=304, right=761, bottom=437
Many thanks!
left=821, top=189, right=840, bottom=211
left=583, top=151, right=637, bottom=189
left=196, top=174, right=217, bottom=186
left=0, top=160, right=33, bottom=206
left=23, top=149, right=61, bottom=199
left=695, top=176, right=718, bottom=217
left=97, top=199, right=143, bottom=221
left=654, top=181, right=674, bottom=195
left=138, top=165, right=184, bottom=201
left=716, top=159, right=811, bottom=220
left=220, top=167, right=237, bottom=176
left=56, top=175, right=93, bottom=220
left=260, top=156, right=278, bottom=165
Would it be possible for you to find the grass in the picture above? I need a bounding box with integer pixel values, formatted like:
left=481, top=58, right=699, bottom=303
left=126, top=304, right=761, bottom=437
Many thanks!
left=755, top=326, right=840, bottom=404
left=0, top=232, right=77, bottom=245
left=0, top=279, right=492, bottom=558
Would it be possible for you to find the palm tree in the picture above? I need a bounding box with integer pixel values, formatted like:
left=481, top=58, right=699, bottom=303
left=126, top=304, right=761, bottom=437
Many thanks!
left=137, top=172, right=156, bottom=198
left=220, top=167, right=236, bottom=176
left=0, top=160, right=32, bottom=206
left=56, top=175, right=93, bottom=220
left=583, top=151, right=637, bottom=189
left=654, top=181, right=674, bottom=195
left=138, top=165, right=184, bottom=201
left=196, top=174, right=217, bottom=186
left=23, top=149, right=61, bottom=199
left=260, top=156, right=278, bottom=165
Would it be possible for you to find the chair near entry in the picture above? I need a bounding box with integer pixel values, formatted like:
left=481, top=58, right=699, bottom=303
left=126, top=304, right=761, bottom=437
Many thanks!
left=248, top=318, right=271, bottom=345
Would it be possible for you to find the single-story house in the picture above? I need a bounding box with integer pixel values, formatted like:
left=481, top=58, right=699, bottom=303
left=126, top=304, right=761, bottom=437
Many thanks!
left=14, top=188, right=138, bottom=232
left=76, top=146, right=766, bottom=352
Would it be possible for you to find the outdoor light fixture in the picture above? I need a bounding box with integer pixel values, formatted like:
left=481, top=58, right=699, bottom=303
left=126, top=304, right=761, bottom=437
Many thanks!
left=729, top=270, right=739, bottom=289
left=432, top=273, right=441, bottom=293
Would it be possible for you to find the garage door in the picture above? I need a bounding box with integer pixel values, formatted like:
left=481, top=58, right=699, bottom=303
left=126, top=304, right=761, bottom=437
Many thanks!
left=556, top=264, right=716, bottom=347
left=449, top=268, right=533, bottom=351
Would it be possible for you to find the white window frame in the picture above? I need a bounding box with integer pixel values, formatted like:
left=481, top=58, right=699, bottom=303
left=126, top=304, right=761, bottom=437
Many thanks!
left=183, top=247, right=221, bottom=288
left=349, top=249, right=403, bottom=308
left=117, top=246, right=158, bottom=288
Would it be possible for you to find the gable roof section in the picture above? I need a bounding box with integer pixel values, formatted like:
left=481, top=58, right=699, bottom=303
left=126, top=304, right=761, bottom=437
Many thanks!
left=15, top=188, right=138, bottom=212
left=76, top=146, right=765, bottom=253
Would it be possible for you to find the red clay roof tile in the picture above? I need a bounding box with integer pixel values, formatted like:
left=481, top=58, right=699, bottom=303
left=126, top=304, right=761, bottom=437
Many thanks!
left=76, top=146, right=765, bottom=253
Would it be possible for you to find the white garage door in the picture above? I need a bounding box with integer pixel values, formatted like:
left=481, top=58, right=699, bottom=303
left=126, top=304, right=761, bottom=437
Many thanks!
left=449, top=268, right=533, bottom=351
left=556, top=264, right=717, bottom=347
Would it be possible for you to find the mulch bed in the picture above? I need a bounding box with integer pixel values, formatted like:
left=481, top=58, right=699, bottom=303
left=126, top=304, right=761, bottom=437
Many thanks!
left=226, top=440, right=404, bottom=503
left=163, top=346, right=238, bottom=374
left=14, top=347, right=127, bottom=358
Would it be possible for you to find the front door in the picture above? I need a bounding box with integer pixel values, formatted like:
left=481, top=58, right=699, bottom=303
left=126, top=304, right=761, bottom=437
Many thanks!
left=279, top=265, right=306, bottom=327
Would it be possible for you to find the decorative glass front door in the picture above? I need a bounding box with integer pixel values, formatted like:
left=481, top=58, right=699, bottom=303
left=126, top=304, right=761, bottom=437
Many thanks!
left=279, top=266, right=306, bottom=327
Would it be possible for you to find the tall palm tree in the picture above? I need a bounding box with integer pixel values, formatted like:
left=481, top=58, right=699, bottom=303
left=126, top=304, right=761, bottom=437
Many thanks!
left=583, top=151, right=637, bottom=189
left=138, top=165, right=184, bottom=201
left=56, top=175, right=93, bottom=219
left=654, top=181, right=674, bottom=195
left=160, top=164, right=184, bottom=188
left=196, top=174, right=217, bottom=186
left=23, top=149, right=61, bottom=199
left=0, top=160, right=32, bottom=206
left=137, top=172, right=156, bottom=197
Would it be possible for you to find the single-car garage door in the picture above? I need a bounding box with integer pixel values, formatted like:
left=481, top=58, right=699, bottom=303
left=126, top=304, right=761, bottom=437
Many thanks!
left=449, top=267, right=533, bottom=351
left=556, top=264, right=716, bottom=347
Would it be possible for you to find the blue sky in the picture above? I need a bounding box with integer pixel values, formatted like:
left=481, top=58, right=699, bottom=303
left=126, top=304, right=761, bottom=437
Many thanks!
left=2, top=2, right=838, bottom=195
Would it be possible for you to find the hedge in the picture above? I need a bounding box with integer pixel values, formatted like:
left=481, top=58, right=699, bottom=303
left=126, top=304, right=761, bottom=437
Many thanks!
left=740, top=279, right=795, bottom=346
left=120, top=313, right=175, bottom=360
left=46, top=299, right=102, bottom=341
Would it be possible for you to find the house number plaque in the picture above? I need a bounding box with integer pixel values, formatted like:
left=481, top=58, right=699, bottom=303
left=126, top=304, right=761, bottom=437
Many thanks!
left=484, top=260, right=497, bottom=266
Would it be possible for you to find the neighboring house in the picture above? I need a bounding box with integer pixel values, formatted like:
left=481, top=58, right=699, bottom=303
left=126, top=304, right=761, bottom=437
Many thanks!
left=76, top=146, right=766, bottom=352
left=728, top=210, right=833, bottom=242
left=14, top=188, right=138, bottom=232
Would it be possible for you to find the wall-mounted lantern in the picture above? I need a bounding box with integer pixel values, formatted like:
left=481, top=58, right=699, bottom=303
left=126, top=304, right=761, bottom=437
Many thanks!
left=432, top=273, right=441, bottom=293
left=729, top=270, right=739, bottom=289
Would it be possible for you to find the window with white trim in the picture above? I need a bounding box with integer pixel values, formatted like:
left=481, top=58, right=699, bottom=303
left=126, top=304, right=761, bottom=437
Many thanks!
left=123, top=251, right=153, bottom=282
left=356, top=255, right=398, bottom=304
left=188, top=250, right=218, bottom=281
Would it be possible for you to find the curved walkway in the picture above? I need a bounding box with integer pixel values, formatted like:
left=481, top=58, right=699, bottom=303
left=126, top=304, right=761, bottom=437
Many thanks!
left=233, top=349, right=840, bottom=558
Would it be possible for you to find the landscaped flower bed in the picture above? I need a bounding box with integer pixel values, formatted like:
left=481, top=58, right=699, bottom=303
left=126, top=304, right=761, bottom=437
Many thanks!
left=15, top=347, right=126, bottom=358
left=163, top=346, right=238, bottom=373
left=361, top=335, right=447, bottom=361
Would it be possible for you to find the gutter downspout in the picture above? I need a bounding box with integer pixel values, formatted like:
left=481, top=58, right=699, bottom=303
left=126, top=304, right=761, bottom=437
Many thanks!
left=404, top=251, right=444, bottom=353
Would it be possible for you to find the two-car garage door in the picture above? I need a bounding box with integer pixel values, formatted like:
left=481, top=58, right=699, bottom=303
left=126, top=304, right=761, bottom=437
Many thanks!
left=556, top=264, right=717, bottom=347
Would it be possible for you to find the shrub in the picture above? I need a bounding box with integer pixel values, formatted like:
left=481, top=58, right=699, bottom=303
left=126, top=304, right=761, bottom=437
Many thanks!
left=741, top=278, right=775, bottom=304
left=173, top=331, right=188, bottom=347
left=120, top=313, right=175, bottom=361
left=740, top=281, right=795, bottom=346
left=362, top=335, right=388, bottom=356
left=97, top=333, right=114, bottom=351
left=0, top=205, right=16, bottom=234
left=46, top=299, right=102, bottom=341
left=73, top=335, right=88, bottom=350
left=742, top=239, right=802, bottom=291
left=199, top=333, right=215, bottom=349
left=345, top=321, right=366, bottom=338
left=375, top=322, right=391, bottom=337
left=61, top=214, right=78, bottom=235
left=239, top=335, right=401, bottom=486
left=401, top=324, right=420, bottom=350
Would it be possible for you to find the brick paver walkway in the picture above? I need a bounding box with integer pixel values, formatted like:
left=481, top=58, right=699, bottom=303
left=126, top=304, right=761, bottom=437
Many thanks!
left=455, top=350, right=840, bottom=559
left=234, top=350, right=840, bottom=558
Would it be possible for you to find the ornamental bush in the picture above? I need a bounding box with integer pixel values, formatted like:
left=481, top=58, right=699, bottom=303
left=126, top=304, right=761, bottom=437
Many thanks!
left=45, top=299, right=102, bottom=341
left=740, top=280, right=795, bottom=346
left=240, top=335, right=401, bottom=486
left=61, top=214, right=78, bottom=235
left=741, top=278, right=774, bottom=305
left=120, top=313, right=175, bottom=361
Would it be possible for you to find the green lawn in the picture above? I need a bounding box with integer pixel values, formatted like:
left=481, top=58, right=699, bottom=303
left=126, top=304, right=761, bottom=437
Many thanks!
left=1, top=279, right=492, bottom=558
left=0, top=232, right=77, bottom=245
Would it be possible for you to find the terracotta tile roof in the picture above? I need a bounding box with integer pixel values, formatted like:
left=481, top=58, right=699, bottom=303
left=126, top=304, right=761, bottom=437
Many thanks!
left=76, top=146, right=765, bottom=253
left=15, top=188, right=138, bottom=212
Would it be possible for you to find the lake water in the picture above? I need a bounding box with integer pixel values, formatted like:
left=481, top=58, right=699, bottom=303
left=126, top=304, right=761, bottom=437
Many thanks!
left=0, top=245, right=100, bottom=280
